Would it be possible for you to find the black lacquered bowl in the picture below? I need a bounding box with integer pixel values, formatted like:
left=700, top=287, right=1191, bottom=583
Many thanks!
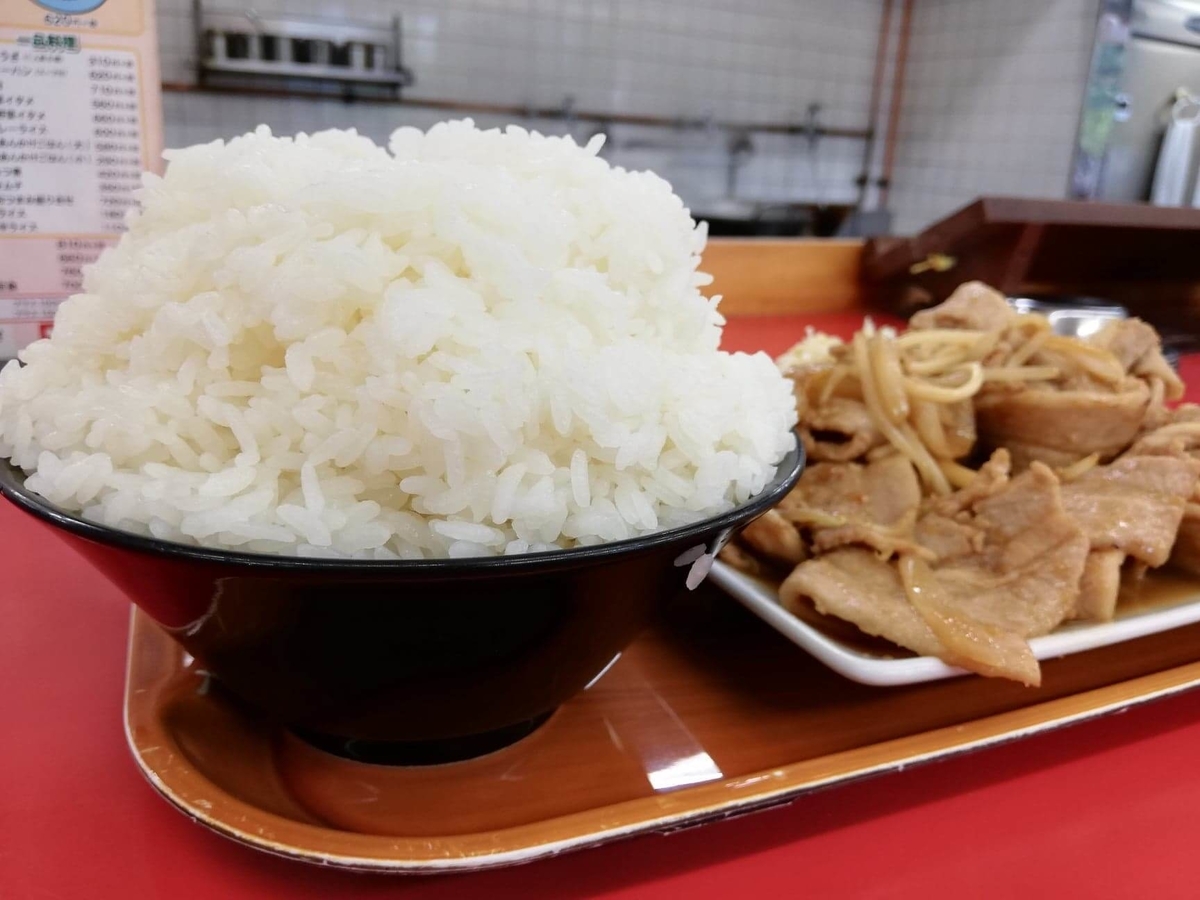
left=0, top=437, right=803, bottom=763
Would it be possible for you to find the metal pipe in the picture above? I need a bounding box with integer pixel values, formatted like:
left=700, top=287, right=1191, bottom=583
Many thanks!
left=857, top=0, right=893, bottom=209
left=878, top=0, right=914, bottom=209
left=160, top=81, right=874, bottom=141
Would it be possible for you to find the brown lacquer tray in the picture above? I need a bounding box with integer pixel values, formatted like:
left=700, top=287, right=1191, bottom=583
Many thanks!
left=125, top=587, right=1200, bottom=873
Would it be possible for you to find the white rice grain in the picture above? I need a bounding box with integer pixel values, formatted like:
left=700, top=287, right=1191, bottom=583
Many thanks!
left=569, top=449, right=590, bottom=508
left=299, top=462, right=325, bottom=513
left=431, top=520, right=506, bottom=546
left=0, top=120, right=797, bottom=557
left=200, top=466, right=257, bottom=498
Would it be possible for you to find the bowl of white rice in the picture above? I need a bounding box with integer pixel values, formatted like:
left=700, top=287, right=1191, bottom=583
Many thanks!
left=0, top=120, right=800, bottom=761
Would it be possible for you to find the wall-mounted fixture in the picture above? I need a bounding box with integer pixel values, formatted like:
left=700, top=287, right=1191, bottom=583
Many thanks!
left=195, top=3, right=414, bottom=96
left=803, top=102, right=823, bottom=152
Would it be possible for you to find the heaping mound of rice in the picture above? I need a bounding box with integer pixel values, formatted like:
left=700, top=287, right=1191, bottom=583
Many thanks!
left=0, top=120, right=797, bottom=559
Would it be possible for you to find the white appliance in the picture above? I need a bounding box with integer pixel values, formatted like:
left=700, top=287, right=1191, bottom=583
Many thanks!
left=1099, top=0, right=1200, bottom=202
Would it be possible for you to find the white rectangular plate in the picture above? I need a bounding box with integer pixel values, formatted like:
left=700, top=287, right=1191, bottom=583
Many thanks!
left=709, top=560, right=1200, bottom=686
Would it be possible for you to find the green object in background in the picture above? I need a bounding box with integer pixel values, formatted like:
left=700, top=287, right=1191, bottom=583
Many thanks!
left=1070, top=5, right=1132, bottom=199
left=1079, top=42, right=1127, bottom=159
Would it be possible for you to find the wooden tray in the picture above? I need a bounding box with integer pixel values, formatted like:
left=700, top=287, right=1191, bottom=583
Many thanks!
left=125, top=586, right=1200, bottom=873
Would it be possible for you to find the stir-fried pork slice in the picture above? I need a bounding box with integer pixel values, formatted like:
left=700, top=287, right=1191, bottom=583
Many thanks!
left=739, top=510, right=805, bottom=567
left=1069, top=410, right=1200, bottom=580
left=1130, top=403, right=1200, bottom=464
left=810, top=522, right=931, bottom=558
left=931, top=465, right=1089, bottom=639
left=1073, top=549, right=1125, bottom=621
left=911, top=513, right=983, bottom=561
left=974, top=380, right=1150, bottom=468
left=908, top=291, right=1173, bottom=468
left=1157, top=406, right=1200, bottom=574
left=778, top=454, right=923, bottom=558
left=912, top=450, right=1012, bottom=563
left=787, top=360, right=887, bottom=463
left=924, top=449, right=1012, bottom=518
left=1171, top=404, right=1200, bottom=424
left=1090, top=318, right=1184, bottom=401
left=1171, top=504, right=1200, bottom=577
left=1092, top=318, right=1157, bottom=369
left=1059, top=455, right=1196, bottom=567
left=781, top=463, right=1088, bottom=685
left=899, top=555, right=1041, bottom=686
left=800, top=397, right=884, bottom=462
left=909, top=281, right=1016, bottom=333
left=717, top=541, right=765, bottom=577
left=781, top=454, right=921, bottom=525
left=780, top=548, right=944, bottom=657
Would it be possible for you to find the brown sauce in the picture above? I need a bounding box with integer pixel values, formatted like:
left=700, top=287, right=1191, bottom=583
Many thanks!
left=1116, top=566, right=1200, bottom=615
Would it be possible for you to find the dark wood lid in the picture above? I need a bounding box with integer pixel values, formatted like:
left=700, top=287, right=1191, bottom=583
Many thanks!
left=863, top=197, right=1200, bottom=332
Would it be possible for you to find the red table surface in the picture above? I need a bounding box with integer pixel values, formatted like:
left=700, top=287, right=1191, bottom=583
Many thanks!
left=7, top=313, right=1200, bottom=899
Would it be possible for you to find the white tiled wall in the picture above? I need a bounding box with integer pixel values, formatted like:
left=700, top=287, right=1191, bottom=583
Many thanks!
left=154, top=0, right=1101, bottom=233
left=887, top=0, right=1099, bottom=234
left=154, top=0, right=887, bottom=212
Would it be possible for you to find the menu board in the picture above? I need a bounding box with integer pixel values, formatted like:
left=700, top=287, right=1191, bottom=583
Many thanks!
left=0, top=0, right=162, bottom=359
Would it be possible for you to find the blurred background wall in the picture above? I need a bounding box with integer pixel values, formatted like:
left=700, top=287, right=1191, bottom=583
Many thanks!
left=156, top=0, right=1107, bottom=235
left=888, top=0, right=1099, bottom=234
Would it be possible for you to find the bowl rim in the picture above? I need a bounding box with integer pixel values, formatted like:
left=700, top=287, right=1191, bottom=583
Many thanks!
left=0, top=435, right=803, bottom=572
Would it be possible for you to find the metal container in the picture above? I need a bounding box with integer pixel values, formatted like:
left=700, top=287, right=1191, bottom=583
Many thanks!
left=196, top=3, right=414, bottom=94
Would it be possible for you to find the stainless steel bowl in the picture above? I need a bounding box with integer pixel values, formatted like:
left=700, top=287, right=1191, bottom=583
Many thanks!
left=1009, top=295, right=1195, bottom=368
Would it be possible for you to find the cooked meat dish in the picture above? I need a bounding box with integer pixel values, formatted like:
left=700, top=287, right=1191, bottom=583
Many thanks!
left=722, top=281, right=1199, bottom=685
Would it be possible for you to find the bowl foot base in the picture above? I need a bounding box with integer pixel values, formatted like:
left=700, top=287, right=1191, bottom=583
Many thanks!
left=290, top=710, right=555, bottom=766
